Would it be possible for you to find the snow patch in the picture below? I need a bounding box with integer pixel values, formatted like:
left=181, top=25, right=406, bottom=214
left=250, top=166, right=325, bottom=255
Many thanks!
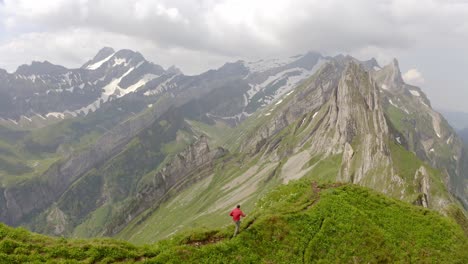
left=244, top=58, right=327, bottom=110
left=144, top=74, right=178, bottom=96
left=388, top=99, right=398, bottom=108
left=429, top=148, right=435, bottom=152
left=312, top=112, right=318, bottom=119
left=244, top=56, right=298, bottom=73
left=148, top=104, right=153, bottom=108
left=446, top=136, right=453, bottom=145
left=396, top=137, right=401, bottom=144
left=373, top=66, right=381, bottom=71
left=123, top=74, right=158, bottom=95
left=86, top=52, right=115, bottom=70
left=300, top=117, right=307, bottom=127
left=46, top=112, right=65, bottom=119
left=245, top=60, right=326, bottom=107
left=381, top=84, right=388, bottom=90
left=8, top=119, right=18, bottom=125
left=35, top=113, right=46, bottom=120
left=63, top=110, right=77, bottom=117
left=44, top=66, right=138, bottom=118
left=113, top=57, right=127, bottom=67
left=409, top=90, right=420, bottom=97
left=275, top=99, right=283, bottom=105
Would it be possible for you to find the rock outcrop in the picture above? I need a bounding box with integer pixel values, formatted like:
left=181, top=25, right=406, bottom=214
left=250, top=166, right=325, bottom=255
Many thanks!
left=104, top=136, right=227, bottom=235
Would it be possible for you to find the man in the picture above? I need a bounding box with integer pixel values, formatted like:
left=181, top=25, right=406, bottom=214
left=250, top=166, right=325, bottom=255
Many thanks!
left=229, top=204, right=246, bottom=237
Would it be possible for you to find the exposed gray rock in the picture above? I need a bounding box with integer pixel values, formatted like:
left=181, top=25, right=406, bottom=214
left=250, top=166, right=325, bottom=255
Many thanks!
left=414, top=166, right=431, bottom=208
left=104, top=136, right=227, bottom=235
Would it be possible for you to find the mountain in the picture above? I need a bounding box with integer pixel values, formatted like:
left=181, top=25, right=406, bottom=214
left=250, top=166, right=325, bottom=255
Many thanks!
left=460, top=127, right=468, bottom=144
left=0, top=48, right=466, bottom=244
left=0, top=47, right=168, bottom=128
left=0, top=49, right=326, bottom=128
left=0, top=180, right=466, bottom=263
left=116, top=57, right=468, bottom=242
left=439, top=110, right=468, bottom=131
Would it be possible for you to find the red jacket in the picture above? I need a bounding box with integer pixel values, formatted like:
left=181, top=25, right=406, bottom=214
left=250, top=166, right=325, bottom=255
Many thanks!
left=230, top=208, right=245, bottom=221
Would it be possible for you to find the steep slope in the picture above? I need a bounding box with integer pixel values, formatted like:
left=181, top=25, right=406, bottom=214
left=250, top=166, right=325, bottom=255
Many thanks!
left=118, top=59, right=465, bottom=242
left=374, top=60, right=467, bottom=208
left=0, top=60, right=248, bottom=231
left=0, top=49, right=330, bottom=236
left=1, top=181, right=466, bottom=263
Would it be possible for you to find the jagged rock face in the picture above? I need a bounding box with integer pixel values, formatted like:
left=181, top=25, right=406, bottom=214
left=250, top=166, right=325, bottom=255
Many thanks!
left=373, top=59, right=405, bottom=92
left=372, top=59, right=467, bottom=208
left=239, top=59, right=456, bottom=210
left=241, top=61, right=343, bottom=154
left=114, top=57, right=465, bottom=242
left=414, top=166, right=431, bottom=208
left=329, top=63, right=391, bottom=184
left=291, top=62, right=395, bottom=191
left=104, top=136, right=227, bottom=235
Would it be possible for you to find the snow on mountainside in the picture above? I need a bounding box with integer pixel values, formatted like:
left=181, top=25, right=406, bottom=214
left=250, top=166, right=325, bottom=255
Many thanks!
left=85, top=53, right=115, bottom=70
left=0, top=48, right=171, bottom=128
left=0, top=48, right=333, bottom=128
left=204, top=52, right=330, bottom=124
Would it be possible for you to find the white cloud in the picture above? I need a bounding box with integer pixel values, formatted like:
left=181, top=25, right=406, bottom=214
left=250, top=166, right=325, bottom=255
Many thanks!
left=2, top=0, right=466, bottom=61
left=0, top=29, right=234, bottom=74
left=403, top=68, right=425, bottom=86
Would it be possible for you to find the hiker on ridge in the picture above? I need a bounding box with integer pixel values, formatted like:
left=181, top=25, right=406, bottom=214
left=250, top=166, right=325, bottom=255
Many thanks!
left=229, top=204, right=246, bottom=237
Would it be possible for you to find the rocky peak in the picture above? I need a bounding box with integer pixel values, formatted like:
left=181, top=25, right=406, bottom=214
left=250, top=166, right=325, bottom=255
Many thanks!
left=287, top=51, right=324, bottom=70
left=113, top=49, right=145, bottom=64
left=360, top=57, right=380, bottom=71
left=330, top=61, right=389, bottom=150
left=94, top=47, right=115, bottom=62
left=81, top=47, right=116, bottom=69
left=373, top=58, right=404, bottom=92
left=15, top=61, right=68, bottom=76
left=167, top=65, right=183, bottom=75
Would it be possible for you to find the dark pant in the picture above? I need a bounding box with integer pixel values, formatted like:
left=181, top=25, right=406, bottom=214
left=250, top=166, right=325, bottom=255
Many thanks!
left=233, top=220, right=241, bottom=237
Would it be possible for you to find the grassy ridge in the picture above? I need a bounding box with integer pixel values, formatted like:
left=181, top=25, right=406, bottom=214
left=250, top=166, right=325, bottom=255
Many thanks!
left=1, top=180, right=466, bottom=263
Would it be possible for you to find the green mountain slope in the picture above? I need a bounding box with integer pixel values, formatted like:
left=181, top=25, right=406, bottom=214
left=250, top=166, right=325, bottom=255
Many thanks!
left=1, top=54, right=466, bottom=246
left=115, top=59, right=466, bottom=243
left=1, top=181, right=466, bottom=263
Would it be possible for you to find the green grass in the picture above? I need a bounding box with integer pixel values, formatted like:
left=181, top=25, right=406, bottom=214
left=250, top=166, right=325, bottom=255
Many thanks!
left=303, top=154, right=342, bottom=183
left=150, top=181, right=468, bottom=263
left=2, top=179, right=466, bottom=263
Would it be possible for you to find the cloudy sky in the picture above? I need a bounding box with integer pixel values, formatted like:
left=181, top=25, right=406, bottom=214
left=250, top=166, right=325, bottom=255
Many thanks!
left=1, top=0, right=467, bottom=112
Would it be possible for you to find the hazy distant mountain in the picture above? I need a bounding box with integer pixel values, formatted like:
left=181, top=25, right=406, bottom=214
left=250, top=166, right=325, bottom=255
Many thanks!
left=439, top=110, right=468, bottom=131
